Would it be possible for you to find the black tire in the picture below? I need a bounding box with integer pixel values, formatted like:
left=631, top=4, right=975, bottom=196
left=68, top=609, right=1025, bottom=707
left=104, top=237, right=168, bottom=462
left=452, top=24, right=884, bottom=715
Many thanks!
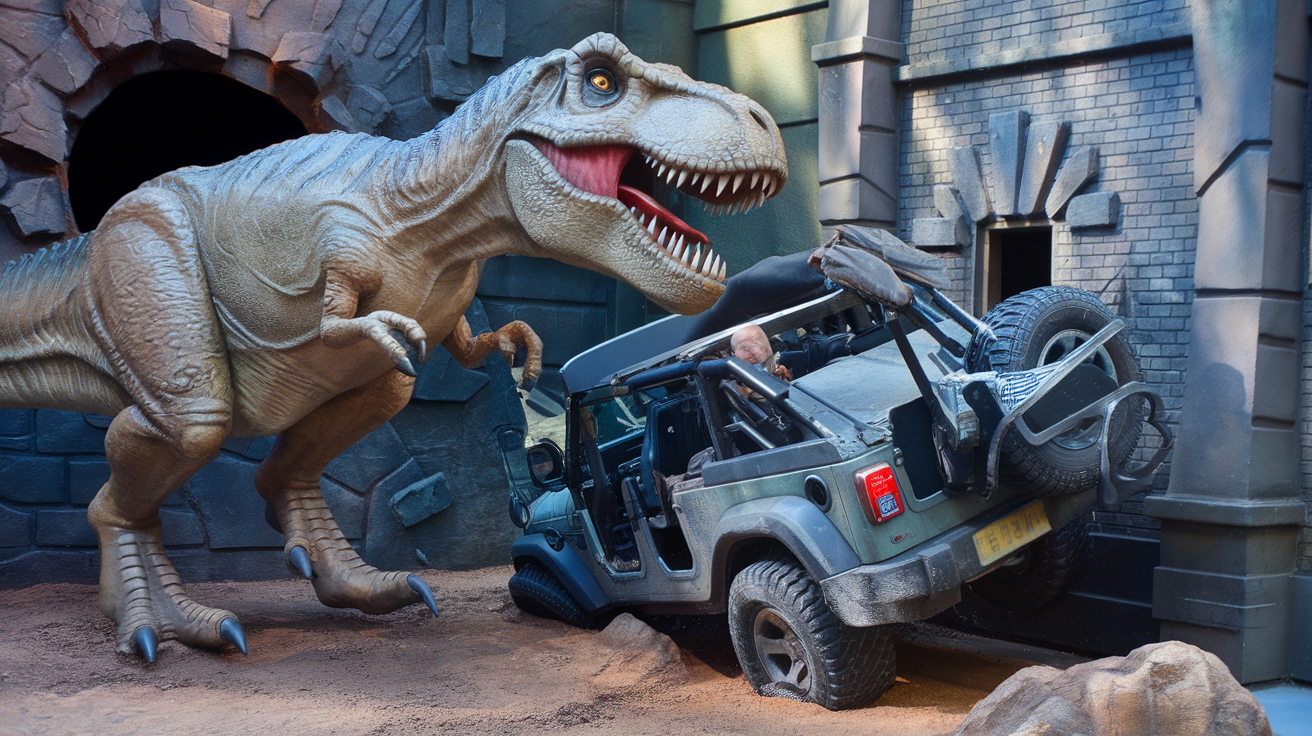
left=967, top=286, right=1144, bottom=496
left=728, top=557, right=896, bottom=710
left=968, top=514, right=1093, bottom=611
left=508, top=560, right=591, bottom=628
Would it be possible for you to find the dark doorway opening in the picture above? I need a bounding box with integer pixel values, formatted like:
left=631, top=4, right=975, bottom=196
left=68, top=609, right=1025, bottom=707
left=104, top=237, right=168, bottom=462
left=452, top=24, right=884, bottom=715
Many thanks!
left=983, top=226, right=1052, bottom=311
left=68, top=71, right=308, bottom=232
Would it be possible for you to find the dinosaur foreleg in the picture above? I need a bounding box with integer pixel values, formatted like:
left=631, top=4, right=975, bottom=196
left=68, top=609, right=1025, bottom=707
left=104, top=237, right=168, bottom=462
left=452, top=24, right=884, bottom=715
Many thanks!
left=319, top=269, right=428, bottom=377
left=255, top=370, right=437, bottom=617
left=83, top=187, right=241, bottom=661
left=442, top=316, right=543, bottom=390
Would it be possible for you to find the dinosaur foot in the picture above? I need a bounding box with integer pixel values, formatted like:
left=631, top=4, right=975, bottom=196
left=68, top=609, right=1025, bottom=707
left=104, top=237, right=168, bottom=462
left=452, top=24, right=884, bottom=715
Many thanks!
left=278, top=490, right=439, bottom=618
left=96, top=526, right=248, bottom=661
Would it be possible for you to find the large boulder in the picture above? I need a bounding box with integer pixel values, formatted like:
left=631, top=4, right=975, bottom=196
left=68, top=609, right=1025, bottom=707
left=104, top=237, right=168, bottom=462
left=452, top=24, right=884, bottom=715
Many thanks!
left=953, top=641, right=1273, bottom=736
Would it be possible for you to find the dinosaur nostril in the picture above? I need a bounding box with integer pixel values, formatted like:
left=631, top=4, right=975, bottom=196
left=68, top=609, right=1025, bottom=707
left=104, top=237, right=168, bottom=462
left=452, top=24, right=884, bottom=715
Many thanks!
left=749, top=108, right=769, bottom=131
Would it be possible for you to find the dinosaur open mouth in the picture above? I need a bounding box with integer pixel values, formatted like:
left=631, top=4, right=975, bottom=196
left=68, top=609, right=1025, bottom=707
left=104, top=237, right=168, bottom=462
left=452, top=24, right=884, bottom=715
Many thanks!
left=530, top=139, right=779, bottom=283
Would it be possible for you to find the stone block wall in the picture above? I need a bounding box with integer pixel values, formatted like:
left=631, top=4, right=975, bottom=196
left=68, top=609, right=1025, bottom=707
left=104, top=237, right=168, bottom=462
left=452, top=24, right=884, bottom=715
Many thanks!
left=897, top=46, right=1197, bottom=493
left=901, top=0, right=1190, bottom=68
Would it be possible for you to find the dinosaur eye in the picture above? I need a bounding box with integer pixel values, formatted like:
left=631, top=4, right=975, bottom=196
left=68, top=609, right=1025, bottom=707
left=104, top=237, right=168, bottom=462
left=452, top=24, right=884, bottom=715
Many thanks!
left=587, top=69, right=615, bottom=94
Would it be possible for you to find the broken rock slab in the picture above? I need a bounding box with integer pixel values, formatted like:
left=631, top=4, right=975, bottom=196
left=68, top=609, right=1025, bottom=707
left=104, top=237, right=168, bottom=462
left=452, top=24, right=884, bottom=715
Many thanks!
left=593, top=613, right=688, bottom=687
left=159, top=0, right=233, bottom=60
left=0, top=177, right=67, bottom=238
left=951, top=640, right=1274, bottom=736
left=64, top=0, right=155, bottom=58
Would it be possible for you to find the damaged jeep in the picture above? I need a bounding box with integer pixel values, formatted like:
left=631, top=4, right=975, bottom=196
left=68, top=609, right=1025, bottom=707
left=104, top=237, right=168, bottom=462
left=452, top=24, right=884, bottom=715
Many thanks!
left=506, top=225, right=1173, bottom=710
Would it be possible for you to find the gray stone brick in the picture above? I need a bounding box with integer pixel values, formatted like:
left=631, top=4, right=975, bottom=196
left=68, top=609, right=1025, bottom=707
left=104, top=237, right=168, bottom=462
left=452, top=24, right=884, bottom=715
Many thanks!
left=36, top=410, right=106, bottom=454
left=0, top=454, right=65, bottom=504
left=0, top=503, right=33, bottom=548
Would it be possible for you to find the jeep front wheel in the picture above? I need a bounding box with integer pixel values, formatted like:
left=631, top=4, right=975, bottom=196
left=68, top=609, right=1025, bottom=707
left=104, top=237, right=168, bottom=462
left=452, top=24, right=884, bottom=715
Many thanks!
left=727, top=557, right=896, bottom=710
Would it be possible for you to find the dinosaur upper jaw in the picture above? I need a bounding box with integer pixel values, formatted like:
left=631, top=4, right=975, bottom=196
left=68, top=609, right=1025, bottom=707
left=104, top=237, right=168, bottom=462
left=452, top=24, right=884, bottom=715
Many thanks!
left=504, top=136, right=783, bottom=314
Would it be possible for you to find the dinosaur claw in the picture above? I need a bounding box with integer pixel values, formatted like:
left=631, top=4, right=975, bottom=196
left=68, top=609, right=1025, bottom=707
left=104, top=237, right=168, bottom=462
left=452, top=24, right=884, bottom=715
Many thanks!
left=418, top=339, right=429, bottom=364
left=396, top=357, right=418, bottom=378
left=288, top=545, right=313, bottom=579
left=219, top=618, right=248, bottom=655
left=407, top=574, right=439, bottom=619
left=133, top=626, right=158, bottom=663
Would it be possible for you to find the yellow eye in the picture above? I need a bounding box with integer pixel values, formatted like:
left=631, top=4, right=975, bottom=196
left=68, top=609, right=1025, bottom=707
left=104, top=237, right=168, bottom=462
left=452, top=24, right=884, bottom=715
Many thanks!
left=588, top=70, right=614, bottom=93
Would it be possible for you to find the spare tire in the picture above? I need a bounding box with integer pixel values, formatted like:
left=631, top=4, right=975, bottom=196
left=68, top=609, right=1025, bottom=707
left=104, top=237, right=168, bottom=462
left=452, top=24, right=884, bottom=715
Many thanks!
left=966, top=287, right=1144, bottom=496
left=967, top=513, right=1093, bottom=611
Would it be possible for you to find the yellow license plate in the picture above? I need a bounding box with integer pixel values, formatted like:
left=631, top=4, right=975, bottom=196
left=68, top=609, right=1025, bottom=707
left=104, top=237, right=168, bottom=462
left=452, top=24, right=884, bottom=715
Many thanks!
left=973, top=502, right=1052, bottom=567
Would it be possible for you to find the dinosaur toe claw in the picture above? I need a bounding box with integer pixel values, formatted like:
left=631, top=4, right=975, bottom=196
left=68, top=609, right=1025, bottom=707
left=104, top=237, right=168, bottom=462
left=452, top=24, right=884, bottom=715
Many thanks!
left=288, top=545, right=313, bottom=579
left=419, top=339, right=429, bottom=364
left=133, top=626, right=158, bottom=663
left=219, top=618, right=248, bottom=655
left=396, top=357, right=418, bottom=378
left=407, top=574, right=439, bottom=619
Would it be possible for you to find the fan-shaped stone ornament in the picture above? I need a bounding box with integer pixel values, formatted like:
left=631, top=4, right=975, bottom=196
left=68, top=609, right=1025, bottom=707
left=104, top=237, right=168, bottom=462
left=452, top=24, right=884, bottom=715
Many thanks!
left=912, top=110, right=1118, bottom=248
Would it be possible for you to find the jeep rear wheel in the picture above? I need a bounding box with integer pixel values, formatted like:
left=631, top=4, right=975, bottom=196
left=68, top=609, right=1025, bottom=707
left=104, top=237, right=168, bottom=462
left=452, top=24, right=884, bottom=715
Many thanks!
left=728, top=558, right=896, bottom=710
left=967, top=286, right=1145, bottom=496
left=508, top=560, right=592, bottom=628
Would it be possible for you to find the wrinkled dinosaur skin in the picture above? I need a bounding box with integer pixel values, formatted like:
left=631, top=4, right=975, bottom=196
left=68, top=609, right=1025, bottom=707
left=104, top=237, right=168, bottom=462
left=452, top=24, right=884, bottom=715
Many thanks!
left=0, top=33, right=786, bottom=661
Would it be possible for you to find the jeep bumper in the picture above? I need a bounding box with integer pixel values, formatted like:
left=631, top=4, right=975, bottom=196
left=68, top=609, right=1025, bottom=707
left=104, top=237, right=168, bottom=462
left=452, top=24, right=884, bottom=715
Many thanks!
left=819, top=490, right=1094, bottom=627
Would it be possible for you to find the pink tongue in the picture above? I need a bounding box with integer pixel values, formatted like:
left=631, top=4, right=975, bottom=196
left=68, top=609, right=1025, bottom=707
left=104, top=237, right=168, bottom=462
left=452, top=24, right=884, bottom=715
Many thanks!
left=532, top=140, right=633, bottom=198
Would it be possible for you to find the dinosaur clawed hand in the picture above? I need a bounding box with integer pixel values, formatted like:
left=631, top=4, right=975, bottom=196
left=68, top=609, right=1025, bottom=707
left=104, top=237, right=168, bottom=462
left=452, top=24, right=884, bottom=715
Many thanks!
left=328, top=310, right=428, bottom=377
left=491, top=321, right=543, bottom=392
left=94, top=524, right=248, bottom=662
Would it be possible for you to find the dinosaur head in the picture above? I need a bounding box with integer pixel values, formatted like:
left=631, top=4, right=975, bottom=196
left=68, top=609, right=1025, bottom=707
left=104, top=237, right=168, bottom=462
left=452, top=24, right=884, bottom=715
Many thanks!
left=501, top=33, right=787, bottom=315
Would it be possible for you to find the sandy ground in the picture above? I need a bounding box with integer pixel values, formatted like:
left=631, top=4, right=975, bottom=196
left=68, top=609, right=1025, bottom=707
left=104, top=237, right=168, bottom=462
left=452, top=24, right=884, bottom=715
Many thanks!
left=0, top=566, right=1035, bottom=736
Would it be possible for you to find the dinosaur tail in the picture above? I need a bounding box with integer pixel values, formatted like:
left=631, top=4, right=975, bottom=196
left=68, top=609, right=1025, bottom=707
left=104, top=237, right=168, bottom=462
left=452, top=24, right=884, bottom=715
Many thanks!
left=0, top=234, right=126, bottom=412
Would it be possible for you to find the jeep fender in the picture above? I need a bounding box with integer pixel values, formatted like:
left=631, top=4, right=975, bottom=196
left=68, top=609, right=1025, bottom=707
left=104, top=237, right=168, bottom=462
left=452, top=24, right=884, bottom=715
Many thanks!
left=511, top=534, right=613, bottom=614
left=708, top=495, right=861, bottom=603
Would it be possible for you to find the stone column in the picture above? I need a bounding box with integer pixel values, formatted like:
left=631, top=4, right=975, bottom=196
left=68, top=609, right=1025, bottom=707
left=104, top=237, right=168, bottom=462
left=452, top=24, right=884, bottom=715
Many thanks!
left=1145, top=0, right=1309, bottom=682
left=812, top=0, right=901, bottom=231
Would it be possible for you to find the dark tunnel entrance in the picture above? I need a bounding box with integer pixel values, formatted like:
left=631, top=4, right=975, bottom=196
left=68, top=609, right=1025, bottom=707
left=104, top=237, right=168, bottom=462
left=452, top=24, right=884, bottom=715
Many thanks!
left=68, top=71, right=308, bottom=232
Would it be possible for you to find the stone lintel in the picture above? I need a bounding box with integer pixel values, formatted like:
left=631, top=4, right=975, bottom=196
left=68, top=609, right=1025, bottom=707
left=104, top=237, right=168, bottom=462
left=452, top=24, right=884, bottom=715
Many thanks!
left=1144, top=494, right=1307, bottom=527
left=811, top=35, right=903, bottom=66
left=818, top=177, right=895, bottom=225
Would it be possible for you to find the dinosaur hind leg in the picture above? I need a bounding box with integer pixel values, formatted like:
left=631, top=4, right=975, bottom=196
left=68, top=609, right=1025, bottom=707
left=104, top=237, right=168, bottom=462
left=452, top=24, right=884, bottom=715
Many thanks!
left=256, top=370, right=436, bottom=617
left=89, top=407, right=244, bottom=660
left=84, top=186, right=242, bottom=660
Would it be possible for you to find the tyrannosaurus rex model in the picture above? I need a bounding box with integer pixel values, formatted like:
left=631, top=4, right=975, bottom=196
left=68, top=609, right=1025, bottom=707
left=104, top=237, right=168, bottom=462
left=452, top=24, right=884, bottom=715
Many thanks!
left=0, top=33, right=786, bottom=661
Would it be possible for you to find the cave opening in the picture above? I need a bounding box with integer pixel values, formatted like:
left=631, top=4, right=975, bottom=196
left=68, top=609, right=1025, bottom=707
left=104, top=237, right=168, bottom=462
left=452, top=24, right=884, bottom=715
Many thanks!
left=68, top=70, right=308, bottom=232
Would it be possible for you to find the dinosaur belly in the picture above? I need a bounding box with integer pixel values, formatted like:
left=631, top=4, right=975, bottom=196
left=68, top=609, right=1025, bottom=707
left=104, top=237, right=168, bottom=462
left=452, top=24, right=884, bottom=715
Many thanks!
left=224, top=340, right=396, bottom=437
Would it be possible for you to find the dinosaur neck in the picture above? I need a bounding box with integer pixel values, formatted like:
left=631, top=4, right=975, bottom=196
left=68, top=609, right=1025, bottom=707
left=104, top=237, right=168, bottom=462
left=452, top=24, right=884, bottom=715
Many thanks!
left=370, top=129, right=524, bottom=266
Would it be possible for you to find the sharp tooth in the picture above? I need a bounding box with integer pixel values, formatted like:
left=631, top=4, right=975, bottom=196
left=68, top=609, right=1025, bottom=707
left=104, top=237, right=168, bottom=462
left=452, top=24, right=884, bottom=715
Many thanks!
left=690, top=172, right=701, bottom=188
left=658, top=226, right=668, bottom=247
left=704, top=253, right=716, bottom=276
left=671, top=240, right=684, bottom=260
left=681, top=245, right=692, bottom=265
left=676, top=170, right=689, bottom=188
left=644, top=155, right=651, bottom=164
left=751, top=172, right=761, bottom=190
left=718, top=260, right=727, bottom=282
left=630, top=206, right=638, bottom=214
left=637, top=213, right=645, bottom=225
left=733, top=173, right=745, bottom=193
left=658, top=163, right=667, bottom=178
left=647, top=216, right=658, bottom=234
left=700, top=175, right=713, bottom=194
left=716, top=174, right=729, bottom=197
left=690, top=245, right=702, bottom=271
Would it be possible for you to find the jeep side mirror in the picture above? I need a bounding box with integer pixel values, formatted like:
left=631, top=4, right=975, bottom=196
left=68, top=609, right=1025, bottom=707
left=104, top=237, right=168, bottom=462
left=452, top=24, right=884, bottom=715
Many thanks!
left=526, top=440, right=564, bottom=487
